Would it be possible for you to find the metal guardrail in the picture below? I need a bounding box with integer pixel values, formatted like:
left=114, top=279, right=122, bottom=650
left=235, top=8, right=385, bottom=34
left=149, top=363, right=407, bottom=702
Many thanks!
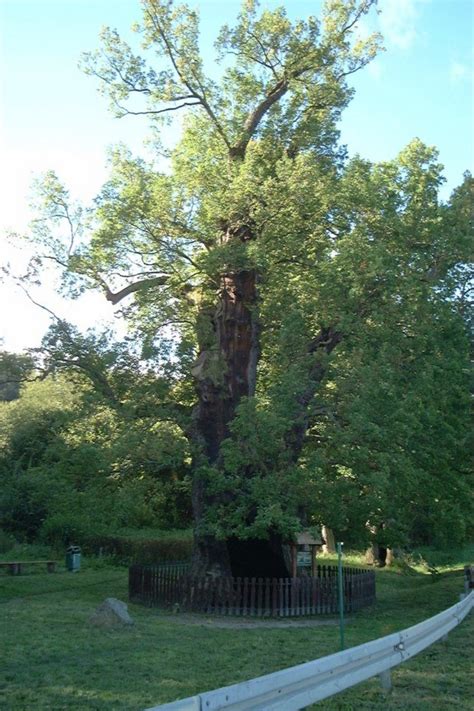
left=146, top=590, right=473, bottom=711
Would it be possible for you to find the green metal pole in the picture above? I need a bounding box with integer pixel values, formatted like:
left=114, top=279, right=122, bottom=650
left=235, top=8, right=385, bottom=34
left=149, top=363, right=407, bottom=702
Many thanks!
left=337, top=541, right=345, bottom=650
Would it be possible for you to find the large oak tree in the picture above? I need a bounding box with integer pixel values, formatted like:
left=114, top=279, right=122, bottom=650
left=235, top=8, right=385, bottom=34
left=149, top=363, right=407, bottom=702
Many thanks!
left=23, top=0, right=472, bottom=574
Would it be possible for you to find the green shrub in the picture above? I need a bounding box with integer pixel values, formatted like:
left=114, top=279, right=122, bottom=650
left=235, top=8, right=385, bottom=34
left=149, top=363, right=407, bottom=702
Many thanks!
left=0, top=529, right=16, bottom=553
left=0, top=542, right=56, bottom=562
left=82, top=534, right=193, bottom=564
left=114, top=477, right=192, bottom=531
left=0, top=468, right=57, bottom=542
left=39, top=512, right=104, bottom=548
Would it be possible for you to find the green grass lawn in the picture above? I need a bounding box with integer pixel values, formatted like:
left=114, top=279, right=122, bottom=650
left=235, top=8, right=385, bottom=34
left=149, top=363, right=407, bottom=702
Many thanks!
left=0, top=552, right=472, bottom=710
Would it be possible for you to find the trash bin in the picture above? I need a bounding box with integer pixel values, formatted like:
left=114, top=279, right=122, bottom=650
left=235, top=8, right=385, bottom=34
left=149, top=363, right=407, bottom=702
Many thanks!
left=66, top=545, right=81, bottom=572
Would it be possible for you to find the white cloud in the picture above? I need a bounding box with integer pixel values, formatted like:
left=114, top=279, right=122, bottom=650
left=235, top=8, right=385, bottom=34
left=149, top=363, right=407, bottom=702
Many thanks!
left=367, top=61, right=383, bottom=80
left=449, top=60, right=471, bottom=84
left=379, top=0, right=427, bottom=50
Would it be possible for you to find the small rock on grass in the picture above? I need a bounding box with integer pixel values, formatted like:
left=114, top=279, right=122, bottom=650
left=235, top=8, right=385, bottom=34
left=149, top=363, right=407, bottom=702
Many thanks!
left=89, top=598, right=134, bottom=628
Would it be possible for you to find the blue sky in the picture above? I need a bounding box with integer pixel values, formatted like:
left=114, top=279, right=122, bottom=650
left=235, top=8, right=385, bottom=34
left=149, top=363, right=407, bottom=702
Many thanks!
left=1, top=0, right=473, bottom=351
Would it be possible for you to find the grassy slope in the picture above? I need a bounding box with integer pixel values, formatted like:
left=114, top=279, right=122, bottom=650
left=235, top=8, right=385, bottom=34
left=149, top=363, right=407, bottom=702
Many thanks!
left=0, top=554, right=472, bottom=710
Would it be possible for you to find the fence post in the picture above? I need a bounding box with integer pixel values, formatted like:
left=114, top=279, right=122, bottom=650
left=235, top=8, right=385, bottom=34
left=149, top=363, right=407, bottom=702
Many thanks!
left=337, top=542, right=345, bottom=650
left=464, top=565, right=473, bottom=596
left=379, top=669, right=392, bottom=691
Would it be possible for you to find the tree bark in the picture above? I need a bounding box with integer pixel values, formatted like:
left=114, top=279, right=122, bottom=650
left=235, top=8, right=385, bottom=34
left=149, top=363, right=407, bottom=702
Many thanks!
left=194, top=268, right=260, bottom=462
left=365, top=543, right=389, bottom=567
left=321, top=525, right=336, bottom=554
left=365, top=544, right=378, bottom=566
left=191, top=259, right=261, bottom=575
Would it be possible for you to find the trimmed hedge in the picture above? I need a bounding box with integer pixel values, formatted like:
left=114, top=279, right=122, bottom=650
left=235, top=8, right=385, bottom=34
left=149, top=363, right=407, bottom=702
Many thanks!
left=82, top=534, right=193, bottom=564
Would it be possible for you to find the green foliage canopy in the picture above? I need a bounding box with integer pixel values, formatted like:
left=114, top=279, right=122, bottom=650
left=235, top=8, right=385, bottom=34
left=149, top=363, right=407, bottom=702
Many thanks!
left=15, top=0, right=473, bottom=552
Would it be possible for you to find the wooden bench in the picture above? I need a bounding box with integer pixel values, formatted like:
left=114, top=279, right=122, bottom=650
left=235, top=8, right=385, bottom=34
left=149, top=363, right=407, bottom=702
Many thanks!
left=0, top=560, right=57, bottom=575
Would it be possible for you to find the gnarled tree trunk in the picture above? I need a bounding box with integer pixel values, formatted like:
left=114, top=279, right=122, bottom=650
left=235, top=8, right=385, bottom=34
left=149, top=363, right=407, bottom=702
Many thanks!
left=191, top=254, right=261, bottom=575
left=190, top=256, right=342, bottom=576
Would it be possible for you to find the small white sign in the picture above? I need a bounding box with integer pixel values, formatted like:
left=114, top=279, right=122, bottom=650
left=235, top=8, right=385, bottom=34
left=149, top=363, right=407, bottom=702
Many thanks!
left=297, top=552, right=312, bottom=567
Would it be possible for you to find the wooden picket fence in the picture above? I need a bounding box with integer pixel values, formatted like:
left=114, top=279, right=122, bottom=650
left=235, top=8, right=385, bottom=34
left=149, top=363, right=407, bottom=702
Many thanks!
left=129, top=563, right=376, bottom=616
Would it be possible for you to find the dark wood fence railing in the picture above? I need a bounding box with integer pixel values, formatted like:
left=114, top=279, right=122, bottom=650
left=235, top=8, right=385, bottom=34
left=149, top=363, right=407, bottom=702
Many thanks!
left=129, top=563, right=376, bottom=616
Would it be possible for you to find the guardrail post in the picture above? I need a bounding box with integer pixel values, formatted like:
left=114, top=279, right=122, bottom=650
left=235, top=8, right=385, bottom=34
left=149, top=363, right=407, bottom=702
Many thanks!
left=464, top=565, right=473, bottom=596
left=378, top=669, right=392, bottom=692
left=337, top=542, right=345, bottom=650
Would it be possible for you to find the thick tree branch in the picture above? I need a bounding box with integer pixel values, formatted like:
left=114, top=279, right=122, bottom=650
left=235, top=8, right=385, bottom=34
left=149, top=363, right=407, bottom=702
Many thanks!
left=100, top=275, right=170, bottom=305
left=112, top=98, right=201, bottom=118
left=230, top=77, right=289, bottom=160
left=285, top=326, right=343, bottom=459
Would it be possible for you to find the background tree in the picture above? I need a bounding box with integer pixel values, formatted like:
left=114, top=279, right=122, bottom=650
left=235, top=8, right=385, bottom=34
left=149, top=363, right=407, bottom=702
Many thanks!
left=0, top=350, right=34, bottom=401
left=0, top=363, right=192, bottom=544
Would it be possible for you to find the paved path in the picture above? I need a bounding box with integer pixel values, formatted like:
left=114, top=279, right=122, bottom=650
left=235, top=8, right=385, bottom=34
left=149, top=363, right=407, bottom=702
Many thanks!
left=157, top=612, right=346, bottom=629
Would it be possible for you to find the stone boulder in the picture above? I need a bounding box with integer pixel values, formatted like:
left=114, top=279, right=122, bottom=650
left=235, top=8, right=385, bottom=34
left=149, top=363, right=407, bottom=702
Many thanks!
left=89, top=598, right=134, bottom=628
